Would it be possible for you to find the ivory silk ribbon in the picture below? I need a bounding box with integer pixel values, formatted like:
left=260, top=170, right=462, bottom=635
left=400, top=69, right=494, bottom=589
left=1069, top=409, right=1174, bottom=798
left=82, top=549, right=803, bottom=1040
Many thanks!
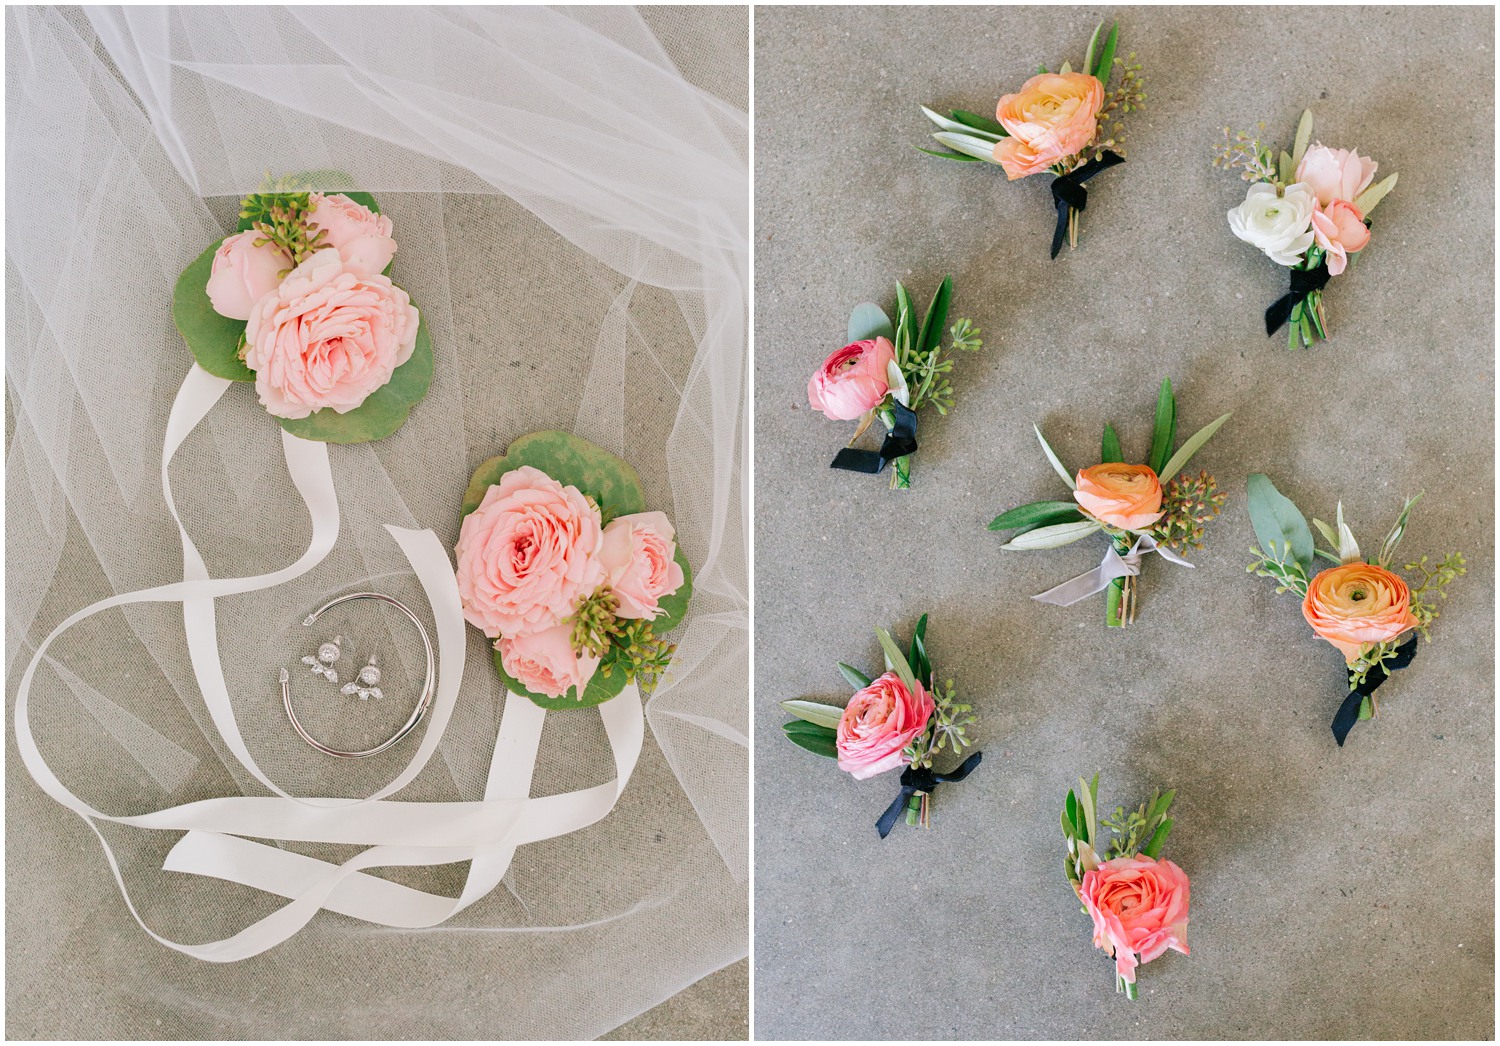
left=1031, top=533, right=1194, bottom=606
left=13, top=364, right=645, bottom=962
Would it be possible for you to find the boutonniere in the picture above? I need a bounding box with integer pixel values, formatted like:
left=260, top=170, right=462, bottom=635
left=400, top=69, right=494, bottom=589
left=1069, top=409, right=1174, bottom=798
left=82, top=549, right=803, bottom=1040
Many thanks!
left=1062, top=776, right=1189, bottom=1000
left=1245, top=474, right=1464, bottom=745
left=173, top=174, right=433, bottom=442
left=917, top=22, right=1145, bottom=257
left=807, top=276, right=983, bottom=489
left=989, top=379, right=1229, bottom=626
left=455, top=432, right=694, bottom=708
left=779, top=616, right=982, bottom=837
left=1215, top=110, right=1398, bottom=348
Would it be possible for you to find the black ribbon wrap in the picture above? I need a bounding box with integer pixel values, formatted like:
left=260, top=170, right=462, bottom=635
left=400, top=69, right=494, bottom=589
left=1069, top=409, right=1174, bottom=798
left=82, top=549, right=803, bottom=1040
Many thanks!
left=874, top=750, right=983, bottom=838
left=1048, top=151, right=1124, bottom=259
left=1331, top=635, right=1418, bottom=746
left=1264, top=262, right=1331, bottom=336
left=831, top=401, right=918, bottom=475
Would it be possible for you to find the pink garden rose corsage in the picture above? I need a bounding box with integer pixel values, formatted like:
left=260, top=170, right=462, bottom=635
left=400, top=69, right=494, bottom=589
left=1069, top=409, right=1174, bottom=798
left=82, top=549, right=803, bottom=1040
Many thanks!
left=918, top=22, right=1145, bottom=258
left=780, top=616, right=982, bottom=838
left=1216, top=110, right=1398, bottom=348
left=455, top=431, right=693, bottom=708
left=1062, top=775, right=1189, bottom=1000
left=810, top=276, right=982, bottom=490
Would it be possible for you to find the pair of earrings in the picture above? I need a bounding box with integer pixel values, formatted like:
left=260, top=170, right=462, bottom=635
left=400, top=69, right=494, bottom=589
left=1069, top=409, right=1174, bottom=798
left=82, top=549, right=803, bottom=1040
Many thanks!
left=300, top=635, right=384, bottom=700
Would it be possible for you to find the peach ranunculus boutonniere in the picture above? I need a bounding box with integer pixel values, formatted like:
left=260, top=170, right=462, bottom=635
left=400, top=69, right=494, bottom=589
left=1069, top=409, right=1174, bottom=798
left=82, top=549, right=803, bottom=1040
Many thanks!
left=918, top=22, right=1146, bottom=257
left=1246, top=474, right=1464, bottom=745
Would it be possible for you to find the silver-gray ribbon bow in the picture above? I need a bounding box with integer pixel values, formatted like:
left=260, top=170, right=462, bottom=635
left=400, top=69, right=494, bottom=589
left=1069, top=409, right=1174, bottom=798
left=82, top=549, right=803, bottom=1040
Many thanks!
left=1032, top=533, right=1193, bottom=606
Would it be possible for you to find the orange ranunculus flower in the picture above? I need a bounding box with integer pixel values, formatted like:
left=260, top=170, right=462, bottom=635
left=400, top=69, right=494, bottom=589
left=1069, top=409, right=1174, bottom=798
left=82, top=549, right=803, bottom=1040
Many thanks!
left=992, top=72, right=1105, bottom=180
left=1301, top=562, right=1418, bottom=663
left=1073, top=464, right=1165, bottom=531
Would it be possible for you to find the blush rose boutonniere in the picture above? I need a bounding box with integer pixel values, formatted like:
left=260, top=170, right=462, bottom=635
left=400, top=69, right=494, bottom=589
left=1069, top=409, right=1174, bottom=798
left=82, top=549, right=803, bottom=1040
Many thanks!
left=809, top=276, right=984, bottom=490
left=1062, top=775, right=1189, bottom=1000
left=173, top=173, right=432, bottom=443
left=988, top=378, right=1230, bottom=627
left=456, top=431, right=694, bottom=709
left=917, top=22, right=1146, bottom=258
left=779, top=617, right=983, bottom=838
left=1246, top=474, right=1464, bottom=745
left=1215, top=110, right=1398, bottom=349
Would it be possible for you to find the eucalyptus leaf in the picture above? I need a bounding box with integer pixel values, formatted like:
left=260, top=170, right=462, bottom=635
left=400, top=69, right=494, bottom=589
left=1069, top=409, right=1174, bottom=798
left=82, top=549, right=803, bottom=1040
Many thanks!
left=949, top=109, right=1008, bottom=137
left=988, top=500, right=1085, bottom=532
left=172, top=241, right=256, bottom=382
left=783, top=720, right=839, bottom=759
left=837, top=661, right=873, bottom=691
left=1033, top=425, right=1076, bottom=488
left=462, top=430, right=647, bottom=520
left=931, top=131, right=1002, bottom=161
left=1290, top=109, right=1314, bottom=171
left=780, top=699, right=846, bottom=731
left=1147, top=377, right=1176, bottom=474
left=1247, top=473, right=1314, bottom=575
left=1001, top=520, right=1101, bottom=550
left=494, top=647, right=627, bottom=710
left=1158, top=412, right=1231, bottom=483
left=1354, top=172, right=1398, bottom=216
left=1101, top=423, right=1123, bottom=464
left=847, top=302, right=895, bottom=344
left=874, top=627, right=917, bottom=694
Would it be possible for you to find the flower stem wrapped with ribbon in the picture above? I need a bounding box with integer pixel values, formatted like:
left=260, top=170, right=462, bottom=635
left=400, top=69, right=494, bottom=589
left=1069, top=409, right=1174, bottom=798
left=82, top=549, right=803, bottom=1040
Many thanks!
left=1245, top=474, right=1464, bottom=745
left=916, top=22, right=1145, bottom=258
left=989, top=378, right=1230, bottom=627
left=808, top=276, right=983, bottom=490
left=779, top=616, right=982, bottom=838
left=1215, top=110, right=1398, bottom=349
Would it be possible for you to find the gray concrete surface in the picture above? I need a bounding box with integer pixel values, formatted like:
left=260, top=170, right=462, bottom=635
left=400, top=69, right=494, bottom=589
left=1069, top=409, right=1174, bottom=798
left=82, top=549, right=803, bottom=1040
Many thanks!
left=754, top=5, right=1493, bottom=1039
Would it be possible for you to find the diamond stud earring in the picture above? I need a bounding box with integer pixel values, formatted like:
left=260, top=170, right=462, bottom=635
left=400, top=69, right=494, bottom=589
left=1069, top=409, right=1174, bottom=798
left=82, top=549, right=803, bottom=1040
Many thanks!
left=301, top=634, right=344, bottom=684
left=340, top=654, right=384, bottom=700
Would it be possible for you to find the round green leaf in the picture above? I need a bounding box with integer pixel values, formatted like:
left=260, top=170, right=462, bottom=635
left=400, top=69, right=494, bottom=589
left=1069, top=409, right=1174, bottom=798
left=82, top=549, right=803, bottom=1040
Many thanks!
left=172, top=239, right=255, bottom=382
left=461, top=431, right=647, bottom=521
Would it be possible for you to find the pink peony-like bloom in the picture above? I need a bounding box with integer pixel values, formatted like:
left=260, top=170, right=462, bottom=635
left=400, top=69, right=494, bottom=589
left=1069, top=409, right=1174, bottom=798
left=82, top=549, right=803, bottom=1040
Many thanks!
left=242, top=249, right=418, bottom=419
left=455, top=465, right=605, bottom=639
left=1080, top=855, right=1191, bottom=985
left=835, top=671, right=935, bottom=781
left=205, top=231, right=290, bottom=321
left=497, top=621, right=600, bottom=700
left=307, top=192, right=397, bottom=276
left=600, top=511, right=685, bottom=620
left=1295, top=144, right=1378, bottom=208
left=807, top=337, right=896, bottom=421
left=992, top=72, right=1104, bottom=179
left=1309, top=199, right=1372, bottom=276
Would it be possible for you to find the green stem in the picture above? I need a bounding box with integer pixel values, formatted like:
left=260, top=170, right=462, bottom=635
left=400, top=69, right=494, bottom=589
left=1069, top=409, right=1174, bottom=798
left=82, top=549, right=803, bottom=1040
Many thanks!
left=904, top=792, right=922, bottom=825
left=890, top=454, right=912, bottom=490
left=1105, top=534, right=1130, bottom=627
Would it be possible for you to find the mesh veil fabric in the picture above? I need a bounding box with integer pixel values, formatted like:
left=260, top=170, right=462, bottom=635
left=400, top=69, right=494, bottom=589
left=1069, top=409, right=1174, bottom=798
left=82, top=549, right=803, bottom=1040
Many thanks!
left=6, top=5, right=747, bottom=1038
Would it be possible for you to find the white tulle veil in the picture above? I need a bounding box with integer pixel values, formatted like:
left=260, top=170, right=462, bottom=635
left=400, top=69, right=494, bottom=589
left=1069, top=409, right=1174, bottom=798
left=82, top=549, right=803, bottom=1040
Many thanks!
left=6, top=5, right=746, bottom=1038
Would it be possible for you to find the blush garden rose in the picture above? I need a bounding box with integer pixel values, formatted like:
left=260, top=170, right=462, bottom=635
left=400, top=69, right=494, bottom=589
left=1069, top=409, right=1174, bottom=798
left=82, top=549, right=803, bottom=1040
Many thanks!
left=1081, top=855, right=1191, bottom=986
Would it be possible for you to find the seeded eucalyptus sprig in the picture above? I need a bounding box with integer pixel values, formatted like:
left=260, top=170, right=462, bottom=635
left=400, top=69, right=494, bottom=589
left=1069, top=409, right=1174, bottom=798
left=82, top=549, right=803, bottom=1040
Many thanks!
left=600, top=619, right=675, bottom=694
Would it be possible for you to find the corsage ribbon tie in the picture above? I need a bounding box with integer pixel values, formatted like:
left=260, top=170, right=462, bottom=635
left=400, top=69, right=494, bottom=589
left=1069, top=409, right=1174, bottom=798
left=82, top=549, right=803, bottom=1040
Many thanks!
left=875, top=750, right=983, bottom=839
left=1049, top=150, right=1125, bottom=259
left=831, top=400, right=918, bottom=474
left=1331, top=634, right=1418, bottom=747
left=1032, top=533, right=1193, bottom=606
left=1264, top=261, right=1332, bottom=336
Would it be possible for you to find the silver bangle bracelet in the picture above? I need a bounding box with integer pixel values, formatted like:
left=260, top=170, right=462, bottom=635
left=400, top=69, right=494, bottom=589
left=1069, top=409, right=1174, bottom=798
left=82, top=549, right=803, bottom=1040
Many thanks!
left=280, top=591, right=437, bottom=758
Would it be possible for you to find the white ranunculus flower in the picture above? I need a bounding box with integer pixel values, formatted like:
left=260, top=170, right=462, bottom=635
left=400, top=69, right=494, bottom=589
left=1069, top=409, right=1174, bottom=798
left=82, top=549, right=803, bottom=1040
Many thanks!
left=1227, top=182, right=1316, bottom=267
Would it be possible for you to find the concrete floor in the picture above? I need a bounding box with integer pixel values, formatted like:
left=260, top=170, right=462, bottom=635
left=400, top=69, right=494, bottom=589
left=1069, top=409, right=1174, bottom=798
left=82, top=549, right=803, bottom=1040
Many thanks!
left=754, top=5, right=1493, bottom=1040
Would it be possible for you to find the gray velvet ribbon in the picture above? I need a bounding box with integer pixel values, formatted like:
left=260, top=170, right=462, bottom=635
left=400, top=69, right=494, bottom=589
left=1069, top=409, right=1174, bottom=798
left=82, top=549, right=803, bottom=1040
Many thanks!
left=1032, top=533, right=1193, bottom=606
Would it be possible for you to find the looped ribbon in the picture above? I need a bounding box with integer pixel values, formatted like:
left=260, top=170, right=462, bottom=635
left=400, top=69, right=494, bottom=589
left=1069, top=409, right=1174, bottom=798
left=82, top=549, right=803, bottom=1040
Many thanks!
left=1031, top=533, right=1193, bottom=606
left=1049, top=151, right=1125, bottom=259
left=831, top=400, right=918, bottom=475
left=875, top=751, right=983, bottom=838
left=1331, top=635, right=1418, bottom=746
left=1264, top=261, right=1331, bottom=336
left=13, top=365, right=645, bottom=962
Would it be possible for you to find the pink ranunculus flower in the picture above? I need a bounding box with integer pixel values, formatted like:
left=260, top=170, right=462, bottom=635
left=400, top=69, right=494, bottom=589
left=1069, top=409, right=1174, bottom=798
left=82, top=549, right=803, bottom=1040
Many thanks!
left=497, top=621, right=601, bottom=700
left=242, top=249, right=419, bottom=419
left=454, top=465, right=605, bottom=639
left=1295, top=144, right=1378, bottom=208
left=1309, top=199, right=1372, bottom=276
left=835, top=671, right=934, bottom=781
left=992, top=72, right=1105, bottom=179
left=807, top=336, right=896, bottom=421
left=205, top=231, right=290, bottom=321
left=1080, top=855, right=1191, bottom=985
left=307, top=192, right=397, bottom=276
left=600, top=511, right=685, bottom=620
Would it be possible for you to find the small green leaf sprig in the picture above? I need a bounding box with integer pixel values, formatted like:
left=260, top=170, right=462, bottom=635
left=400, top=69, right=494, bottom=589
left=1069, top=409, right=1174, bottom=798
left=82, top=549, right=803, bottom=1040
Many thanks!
left=237, top=172, right=329, bottom=275
left=600, top=618, right=676, bottom=694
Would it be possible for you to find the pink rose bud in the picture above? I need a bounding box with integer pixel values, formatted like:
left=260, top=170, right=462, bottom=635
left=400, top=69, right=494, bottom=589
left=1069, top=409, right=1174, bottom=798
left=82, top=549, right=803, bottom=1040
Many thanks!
left=307, top=192, right=397, bottom=276
left=600, top=511, right=685, bottom=620
left=1294, top=144, right=1378, bottom=207
left=1080, top=855, right=1191, bottom=985
left=835, top=671, right=934, bottom=780
left=1309, top=199, right=1371, bottom=276
left=807, top=336, right=896, bottom=421
left=205, top=230, right=290, bottom=321
left=242, top=249, right=419, bottom=418
left=497, top=621, right=600, bottom=700
left=455, top=465, right=605, bottom=639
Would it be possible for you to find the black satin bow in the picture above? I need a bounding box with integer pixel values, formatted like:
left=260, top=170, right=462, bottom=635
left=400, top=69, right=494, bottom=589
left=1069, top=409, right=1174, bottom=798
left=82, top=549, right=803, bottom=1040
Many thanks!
left=1331, top=636, right=1418, bottom=746
left=874, top=750, right=983, bottom=838
left=1049, top=151, right=1125, bottom=259
left=831, top=401, right=918, bottom=474
left=1265, top=262, right=1331, bottom=336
